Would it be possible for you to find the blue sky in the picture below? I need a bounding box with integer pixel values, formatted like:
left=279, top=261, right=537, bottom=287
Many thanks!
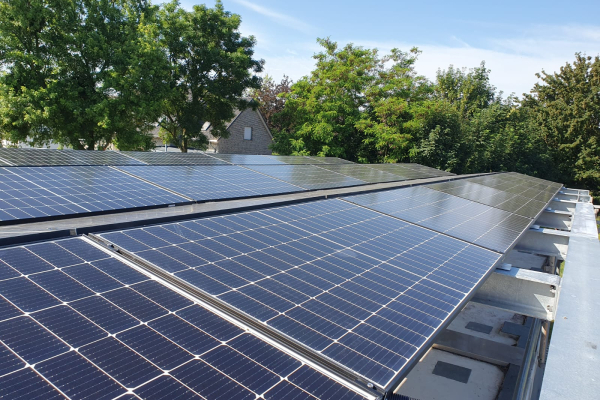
left=180, top=0, right=600, bottom=97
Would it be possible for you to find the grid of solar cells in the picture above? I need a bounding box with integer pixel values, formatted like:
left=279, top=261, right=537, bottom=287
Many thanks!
left=207, top=154, right=286, bottom=164
left=0, top=237, right=368, bottom=400
left=99, top=199, right=501, bottom=389
left=0, top=148, right=146, bottom=166
left=316, top=165, right=405, bottom=184
left=467, top=172, right=562, bottom=204
left=265, top=156, right=354, bottom=165
left=0, top=166, right=187, bottom=222
left=122, top=151, right=230, bottom=165
left=427, top=178, right=553, bottom=218
left=246, top=165, right=367, bottom=190
left=302, top=156, right=355, bottom=164
left=118, top=165, right=305, bottom=201
left=366, top=164, right=449, bottom=180
left=344, top=186, right=532, bottom=253
left=400, top=164, right=454, bottom=177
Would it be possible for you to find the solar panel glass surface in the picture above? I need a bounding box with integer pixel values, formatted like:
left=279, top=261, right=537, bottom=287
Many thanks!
left=0, top=237, right=368, bottom=400
left=99, top=199, right=501, bottom=389
left=316, top=165, right=406, bottom=184
left=118, top=165, right=305, bottom=201
left=246, top=165, right=367, bottom=190
left=0, top=148, right=145, bottom=166
left=366, top=164, right=447, bottom=180
left=0, top=166, right=187, bottom=223
left=207, top=154, right=286, bottom=164
left=123, top=151, right=229, bottom=165
left=344, top=186, right=533, bottom=253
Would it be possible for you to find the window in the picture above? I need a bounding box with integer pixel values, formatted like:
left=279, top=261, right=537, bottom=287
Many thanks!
left=243, top=127, right=252, bottom=140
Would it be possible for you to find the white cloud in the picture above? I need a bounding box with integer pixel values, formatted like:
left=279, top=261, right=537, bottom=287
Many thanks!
left=232, top=0, right=315, bottom=34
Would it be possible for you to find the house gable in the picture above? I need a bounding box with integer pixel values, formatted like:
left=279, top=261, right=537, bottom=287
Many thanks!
left=213, top=108, right=273, bottom=155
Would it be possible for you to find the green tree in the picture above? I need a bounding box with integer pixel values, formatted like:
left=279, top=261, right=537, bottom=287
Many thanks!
left=157, top=0, right=263, bottom=152
left=0, top=0, right=167, bottom=150
left=522, top=53, right=600, bottom=193
left=273, top=39, right=428, bottom=161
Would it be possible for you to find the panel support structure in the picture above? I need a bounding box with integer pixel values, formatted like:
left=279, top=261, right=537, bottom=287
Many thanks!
left=471, top=268, right=560, bottom=321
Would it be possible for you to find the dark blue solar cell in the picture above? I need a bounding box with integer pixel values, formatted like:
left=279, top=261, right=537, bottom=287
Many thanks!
left=125, top=230, right=171, bottom=248
left=201, top=345, right=280, bottom=393
left=0, top=342, right=25, bottom=376
left=314, top=292, right=372, bottom=321
left=0, top=260, right=20, bottom=281
left=195, top=264, right=248, bottom=288
left=135, top=250, right=189, bottom=273
left=286, top=307, right=347, bottom=340
left=31, top=306, right=107, bottom=348
left=301, top=300, right=360, bottom=330
left=328, top=287, right=381, bottom=313
left=270, top=273, right=323, bottom=297
left=364, top=315, right=426, bottom=348
left=175, top=269, right=230, bottom=295
left=0, top=296, right=22, bottom=321
left=26, top=242, right=84, bottom=268
left=229, top=333, right=301, bottom=376
left=337, top=333, right=406, bottom=371
left=231, top=254, right=281, bottom=276
left=0, top=316, right=69, bottom=363
left=289, top=365, right=367, bottom=400
left=0, top=367, right=65, bottom=400
left=70, top=296, right=139, bottom=334
left=238, top=284, right=295, bottom=313
left=130, top=280, right=193, bottom=311
left=297, top=263, right=346, bottom=285
left=79, top=337, right=162, bottom=388
left=91, top=258, right=148, bottom=285
left=268, top=315, right=332, bottom=351
left=227, top=232, right=271, bottom=251
left=377, top=308, right=435, bottom=337
left=213, top=259, right=265, bottom=281
left=340, top=281, right=390, bottom=306
left=261, top=247, right=305, bottom=266
left=148, top=314, right=220, bottom=355
left=218, top=291, right=278, bottom=321
left=322, top=343, right=394, bottom=385
left=177, top=305, right=244, bottom=341
left=196, top=238, right=242, bottom=258
left=0, top=247, right=54, bottom=274
left=171, top=359, right=254, bottom=400
left=144, top=226, right=189, bottom=245
left=102, top=288, right=167, bottom=322
left=55, top=239, right=108, bottom=262
left=62, top=264, right=122, bottom=293
left=352, top=324, right=416, bottom=359
left=285, top=267, right=336, bottom=290
left=256, top=279, right=309, bottom=304
left=0, top=277, right=61, bottom=312
left=212, top=235, right=256, bottom=254
left=117, top=325, right=193, bottom=370
left=36, top=351, right=126, bottom=400
left=135, top=375, right=203, bottom=399
left=158, top=246, right=207, bottom=268
left=28, top=270, right=94, bottom=302
left=100, top=232, right=151, bottom=252
left=264, top=380, right=314, bottom=400
left=178, top=242, right=225, bottom=263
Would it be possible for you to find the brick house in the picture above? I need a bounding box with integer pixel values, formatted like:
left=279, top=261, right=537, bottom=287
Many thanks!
left=204, top=108, right=272, bottom=154
left=151, top=107, right=273, bottom=154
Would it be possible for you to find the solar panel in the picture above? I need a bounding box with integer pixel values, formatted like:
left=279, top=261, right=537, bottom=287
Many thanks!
left=367, top=164, right=451, bottom=180
left=264, top=155, right=355, bottom=165
left=316, top=165, right=407, bottom=184
left=207, top=154, right=286, bottom=165
left=399, top=164, right=454, bottom=177
left=302, top=156, right=355, bottom=164
left=0, top=148, right=145, bottom=166
left=117, top=165, right=305, bottom=201
left=343, top=186, right=532, bottom=253
left=98, top=199, right=501, bottom=391
left=245, top=165, right=367, bottom=190
left=0, top=237, right=369, bottom=400
left=468, top=173, right=561, bottom=204
left=0, top=166, right=187, bottom=223
left=122, top=151, right=230, bottom=165
left=428, top=178, right=554, bottom=218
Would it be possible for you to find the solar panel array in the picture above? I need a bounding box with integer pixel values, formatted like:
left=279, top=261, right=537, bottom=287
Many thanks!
left=0, top=148, right=145, bottom=166
left=0, top=167, right=187, bottom=223
left=245, top=165, right=368, bottom=190
left=117, top=165, right=304, bottom=201
left=367, top=164, right=454, bottom=179
left=98, top=199, right=501, bottom=390
left=343, top=186, right=533, bottom=253
left=122, top=151, right=230, bottom=166
left=0, top=237, right=369, bottom=400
